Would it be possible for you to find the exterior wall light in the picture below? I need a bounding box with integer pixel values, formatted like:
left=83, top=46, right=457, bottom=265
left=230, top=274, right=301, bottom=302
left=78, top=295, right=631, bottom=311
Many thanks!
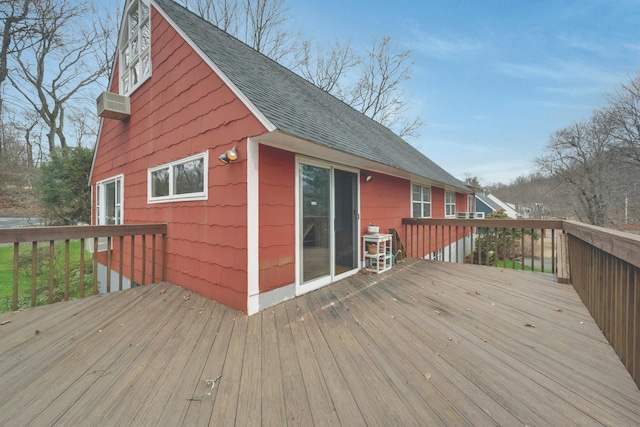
left=218, top=146, right=238, bottom=164
left=363, top=172, right=374, bottom=182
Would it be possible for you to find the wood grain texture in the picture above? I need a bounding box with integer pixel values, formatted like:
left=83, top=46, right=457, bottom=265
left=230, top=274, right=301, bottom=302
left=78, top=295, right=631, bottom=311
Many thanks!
left=1, top=259, right=639, bottom=426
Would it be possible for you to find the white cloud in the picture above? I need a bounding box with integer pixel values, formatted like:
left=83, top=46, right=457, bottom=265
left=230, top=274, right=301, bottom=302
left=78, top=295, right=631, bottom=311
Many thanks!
left=407, top=27, right=486, bottom=59
left=496, top=60, right=622, bottom=86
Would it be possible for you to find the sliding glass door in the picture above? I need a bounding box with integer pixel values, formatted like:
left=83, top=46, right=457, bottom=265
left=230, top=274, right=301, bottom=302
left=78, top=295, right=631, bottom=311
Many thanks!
left=299, top=160, right=359, bottom=291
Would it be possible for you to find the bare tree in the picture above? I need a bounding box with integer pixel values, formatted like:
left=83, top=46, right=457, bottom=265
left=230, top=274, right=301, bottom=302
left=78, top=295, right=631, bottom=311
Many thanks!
left=0, top=0, right=31, bottom=158
left=182, top=0, right=238, bottom=34
left=8, top=0, right=113, bottom=152
left=296, top=39, right=359, bottom=94
left=0, top=0, right=30, bottom=90
left=296, top=35, right=423, bottom=139
left=536, top=109, right=617, bottom=226
left=343, top=36, right=423, bottom=139
left=609, top=71, right=640, bottom=166
left=182, top=0, right=295, bottom=63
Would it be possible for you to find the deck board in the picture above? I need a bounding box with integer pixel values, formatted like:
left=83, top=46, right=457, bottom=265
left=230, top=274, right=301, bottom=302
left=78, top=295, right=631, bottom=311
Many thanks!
left=0, top=259, right=639, bottom=426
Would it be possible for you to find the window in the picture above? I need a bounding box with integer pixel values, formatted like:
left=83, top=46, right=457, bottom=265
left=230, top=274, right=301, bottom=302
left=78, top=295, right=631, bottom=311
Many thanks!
left=148, top=152, right=208, bottom=203
left=467, top=194, right=474, bottom=214
left=96, top=175, right=124, bottom=225
left=445, top=191, right=456, bottom=218
left=411, top=184, right=431, bottom=218
left=120, top=0, right=151, bottom=95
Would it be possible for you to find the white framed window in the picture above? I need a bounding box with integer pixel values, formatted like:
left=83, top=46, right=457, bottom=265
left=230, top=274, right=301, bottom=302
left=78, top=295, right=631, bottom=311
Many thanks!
left=467, top=194, right=474, bottom=213
left=148, top=151, right=208, bottom=203
left=445, top=191, right=456, bottom=218
left=120, top=0, right=151, bottom=95
left=411, top=183, right=431, bottom=218
left=96, top=175, right=124, bottom=225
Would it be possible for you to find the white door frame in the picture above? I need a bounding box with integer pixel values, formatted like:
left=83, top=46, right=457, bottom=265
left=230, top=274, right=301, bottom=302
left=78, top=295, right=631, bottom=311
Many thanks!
left=295, top=156, right=361, bottom=296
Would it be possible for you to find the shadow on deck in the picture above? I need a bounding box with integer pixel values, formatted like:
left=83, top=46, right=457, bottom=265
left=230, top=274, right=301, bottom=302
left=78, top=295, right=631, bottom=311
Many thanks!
left=1, top=259, right=639, bottom=426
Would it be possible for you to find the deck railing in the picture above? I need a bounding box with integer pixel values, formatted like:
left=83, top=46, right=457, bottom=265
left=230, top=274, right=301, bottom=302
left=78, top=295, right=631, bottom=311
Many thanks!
left=402, top=218, right=564, bottom=273
left=0, top=224, right=167, bottom=312
left=562, top=220, right=640, bottom=388
left=401, top=217, right=639, bottom=388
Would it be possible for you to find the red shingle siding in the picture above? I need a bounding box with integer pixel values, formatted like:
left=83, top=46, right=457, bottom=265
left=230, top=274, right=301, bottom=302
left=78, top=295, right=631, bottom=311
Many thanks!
left=258, top=146, right=295, bottom=292
left=361, top=173, right=409, bottom=236
left=456, top=192, right=468, bottom=213
left=91, top=7, right=267, bottom=312
left=432, top=187, right=445, bottom=218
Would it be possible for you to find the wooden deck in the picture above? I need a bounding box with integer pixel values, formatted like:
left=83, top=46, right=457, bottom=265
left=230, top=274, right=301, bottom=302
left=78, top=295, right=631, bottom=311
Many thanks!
left=1, top=259, right=639, bottom=426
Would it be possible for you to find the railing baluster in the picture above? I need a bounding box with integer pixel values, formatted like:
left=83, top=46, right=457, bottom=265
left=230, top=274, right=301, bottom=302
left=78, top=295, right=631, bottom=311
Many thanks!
left=152, top=234, right=156, bottom=284
left=31, top=241, right=37, bottom=307
left=551, top=229, right=556, bottom=274
left=493, top=228, right=498, bottom=267
left=141, top=234, right=146, bottom=286
left=530, top=230, right=535, bottom=271
left=161, top=232, right=166, bottom=282
left=13, top=242, right=19, bottom=311
left=501, top=227, right=507, bottom=268
left=80, top=238, right=85, bottom=298
left=64, top=240, right=70, bottom=300
left=540, top=228, right=546, bottom=273
left=93, top=238, right=99, bottom=295
left=49, top=241, right=55, bottom=304
left=106, top=236, right=112, bottom=293
left=521, top=228, right=525, bottom=271
left=511, top=228, right=516, bottom=269
left=462, top=226, right=466, bottom=264
left=119, top=236, right=124, bottom=291
left=448, top=226, right=452, bottom=262
left=130, top=234, right=135, bottom=287
left=478, top=228, right=482, bottom=265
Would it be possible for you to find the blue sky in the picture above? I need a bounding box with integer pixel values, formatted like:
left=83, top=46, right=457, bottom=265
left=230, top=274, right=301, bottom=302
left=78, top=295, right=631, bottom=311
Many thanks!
left=289, top=1, right=640, bottom=185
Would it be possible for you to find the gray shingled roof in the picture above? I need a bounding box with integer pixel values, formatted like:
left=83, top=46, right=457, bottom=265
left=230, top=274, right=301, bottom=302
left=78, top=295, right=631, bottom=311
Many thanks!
left=476, top=193, right=502, bottom=212
left=154, top=0, right=469, bottom=191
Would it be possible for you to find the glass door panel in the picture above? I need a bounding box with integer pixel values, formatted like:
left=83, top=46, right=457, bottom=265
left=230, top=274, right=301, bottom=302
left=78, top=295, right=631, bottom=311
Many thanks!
left=301, top=164, right=331, bottom=283
left=334, top=169, right=358, bottom=275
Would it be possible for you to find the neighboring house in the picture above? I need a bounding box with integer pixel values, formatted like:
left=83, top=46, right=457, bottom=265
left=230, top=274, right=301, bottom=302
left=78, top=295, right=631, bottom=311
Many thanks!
left=90, top=0, right=473, bottom=314
left=476, top=193, right=518, bottom=219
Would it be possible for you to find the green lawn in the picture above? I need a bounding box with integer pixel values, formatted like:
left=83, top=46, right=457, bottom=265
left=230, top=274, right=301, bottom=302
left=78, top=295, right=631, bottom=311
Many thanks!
left=495, top=259, right=553, bottom=274
left=0, top=241, right=94, bottom=313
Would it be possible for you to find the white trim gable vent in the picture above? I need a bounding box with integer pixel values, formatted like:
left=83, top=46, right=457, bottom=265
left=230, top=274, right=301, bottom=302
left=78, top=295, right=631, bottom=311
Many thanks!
left=97, top=91, right=130, bottom=120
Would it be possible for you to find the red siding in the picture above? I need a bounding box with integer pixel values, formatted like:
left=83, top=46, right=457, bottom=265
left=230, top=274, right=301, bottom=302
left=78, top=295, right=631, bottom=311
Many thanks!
left=91, top=7, right=267, bottom=312
left=360, top=173, right=409, bottom=236
left=456, top=192, right=468, bottom=213
left=258, top=146, right=295, bottom=292
left=432, top=187, right=445, bottom=218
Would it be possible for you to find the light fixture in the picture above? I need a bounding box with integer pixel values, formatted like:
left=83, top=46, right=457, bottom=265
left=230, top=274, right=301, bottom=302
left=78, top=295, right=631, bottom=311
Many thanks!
left=363, top=172, right=374, bottom=182
left=218, top=146, right=238, bottom=164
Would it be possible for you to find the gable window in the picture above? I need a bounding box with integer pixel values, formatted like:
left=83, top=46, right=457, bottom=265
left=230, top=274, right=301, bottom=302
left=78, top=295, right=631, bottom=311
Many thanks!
left=445, top=191, right=456, bottom=218
left=148, top=152, right=208, bottom=203
left=120, top=0, right=151, bottom=95
left=411, top=184, right=431, bottom=218
left=96, top=175, right=124, bottom=225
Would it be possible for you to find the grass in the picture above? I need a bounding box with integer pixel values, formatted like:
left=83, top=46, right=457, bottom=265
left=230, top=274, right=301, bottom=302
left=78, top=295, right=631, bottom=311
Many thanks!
left=496, top=258, right=553, bottom=274
left=0, top=241, right=94, bottom=314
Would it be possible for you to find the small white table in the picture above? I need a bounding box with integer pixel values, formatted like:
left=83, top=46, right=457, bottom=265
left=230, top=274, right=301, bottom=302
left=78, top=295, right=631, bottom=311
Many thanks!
left=363, top=233, right=393, bottom=274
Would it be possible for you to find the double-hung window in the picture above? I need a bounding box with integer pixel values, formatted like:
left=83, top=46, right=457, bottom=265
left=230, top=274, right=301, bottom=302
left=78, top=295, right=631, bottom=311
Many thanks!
left=120, top=0, right=151, bottom=95
left=96, top=175, right=124, bottom=225
left=411, top=184, right=431, bottom=218
left=445, top=191, right=456, bottom=218
left=148, top=152, right=208, bottom=203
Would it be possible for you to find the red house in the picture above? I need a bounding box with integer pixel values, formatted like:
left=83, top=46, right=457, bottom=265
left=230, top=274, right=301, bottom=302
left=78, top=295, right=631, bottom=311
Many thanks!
left=90, top=0, right=474, bottom=314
